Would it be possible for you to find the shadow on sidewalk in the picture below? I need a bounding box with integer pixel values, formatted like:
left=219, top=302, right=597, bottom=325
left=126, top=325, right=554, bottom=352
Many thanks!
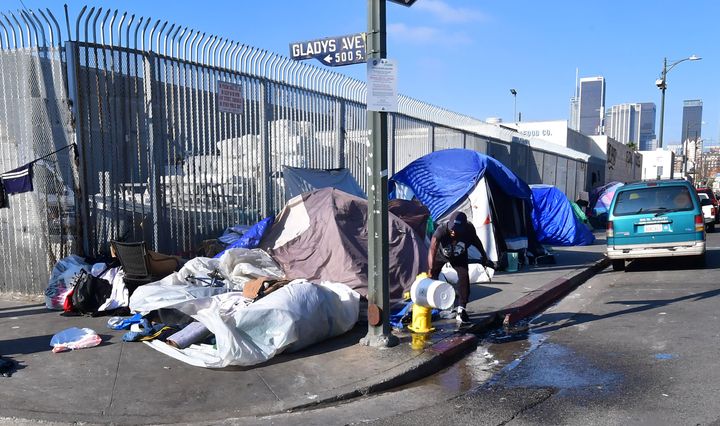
left=0, top=303, right=45, bottom=312
left=0, top=334, right=55, bottom=355
left=530, top=287, right=720, bottom=335
left=469, top=285, right=502, bottom=301
left=0, top=307, right=50, bottom=319
left=219, top=324, right=370, bottom=371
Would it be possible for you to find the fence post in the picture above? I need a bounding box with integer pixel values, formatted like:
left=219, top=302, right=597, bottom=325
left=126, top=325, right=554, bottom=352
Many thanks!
left=259, top=79, right=273, bottom=217
left=335, top=99, right=345, bottom=169
left=430, top=124, right=435, bottom=152
left=142, top=52, right=164, bottom=251
left=389, top=114, right=395, bottom=176
left=64, top=41, right=90, bottom=257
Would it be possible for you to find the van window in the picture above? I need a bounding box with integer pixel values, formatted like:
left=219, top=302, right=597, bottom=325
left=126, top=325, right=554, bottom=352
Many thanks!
left=613, top=186, right=694, bottom=216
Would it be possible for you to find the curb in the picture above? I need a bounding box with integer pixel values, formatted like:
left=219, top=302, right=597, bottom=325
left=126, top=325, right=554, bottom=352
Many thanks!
left=280, top=332, right=479, bottom=413
left=274, top=258, right=610, bottom=414
left=499, top=256, right=610, bottom=326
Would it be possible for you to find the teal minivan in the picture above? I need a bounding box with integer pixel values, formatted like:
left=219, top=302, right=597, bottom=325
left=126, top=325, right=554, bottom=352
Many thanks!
left=607, top=179, right=706, bottom=271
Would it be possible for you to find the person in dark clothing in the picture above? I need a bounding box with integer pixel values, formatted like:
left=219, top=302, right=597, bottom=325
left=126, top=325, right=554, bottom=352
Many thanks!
left=427, top=211, right=493, bottom=324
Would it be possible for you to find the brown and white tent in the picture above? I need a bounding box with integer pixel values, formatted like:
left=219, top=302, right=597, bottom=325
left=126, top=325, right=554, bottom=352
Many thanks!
left=259, top=188, right=427, bottom=304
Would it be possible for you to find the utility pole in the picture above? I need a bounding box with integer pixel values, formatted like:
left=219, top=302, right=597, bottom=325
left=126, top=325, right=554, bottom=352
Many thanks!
left=360, top=0, right=397, bottom=348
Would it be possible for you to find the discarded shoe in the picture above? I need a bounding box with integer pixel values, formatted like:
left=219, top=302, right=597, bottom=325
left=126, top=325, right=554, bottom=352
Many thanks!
left=0, top=356, right=16, bottom=377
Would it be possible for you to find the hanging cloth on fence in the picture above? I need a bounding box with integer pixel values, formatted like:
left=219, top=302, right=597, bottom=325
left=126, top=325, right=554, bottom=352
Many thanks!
left=1, top=163, right=33, bottom=194
left=0, top=143, right=76, bottom=198
left=0, top=181, right=7, bottom=208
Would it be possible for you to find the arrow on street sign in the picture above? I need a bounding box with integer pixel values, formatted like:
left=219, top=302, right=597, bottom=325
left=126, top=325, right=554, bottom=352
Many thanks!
left=289, top=33, right=366, bottom=67
left=388, top=0, right=418, bottom=6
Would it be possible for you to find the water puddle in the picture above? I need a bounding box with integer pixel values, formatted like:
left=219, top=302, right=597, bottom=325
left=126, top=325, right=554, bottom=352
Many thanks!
left=405, top=320, right=620, bottom=395
left=485, top=326, right=620, bottom=392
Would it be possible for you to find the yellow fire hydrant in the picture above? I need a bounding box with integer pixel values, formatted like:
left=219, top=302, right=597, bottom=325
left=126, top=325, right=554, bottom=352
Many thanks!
left=407, top=272, right=455, bottom=334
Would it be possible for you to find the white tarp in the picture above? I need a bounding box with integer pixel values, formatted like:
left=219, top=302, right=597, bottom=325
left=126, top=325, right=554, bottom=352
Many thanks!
left=282, top=166, right=366, bottom=200
left=144, top=280, right=360, bottom=368
left=130, top=248, right=284, bottom=315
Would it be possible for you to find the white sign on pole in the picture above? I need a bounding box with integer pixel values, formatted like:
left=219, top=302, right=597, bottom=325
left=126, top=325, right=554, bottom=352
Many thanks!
left=367, top=58, right=398, bottom=112
left=217, top=80, right=243, bottom=114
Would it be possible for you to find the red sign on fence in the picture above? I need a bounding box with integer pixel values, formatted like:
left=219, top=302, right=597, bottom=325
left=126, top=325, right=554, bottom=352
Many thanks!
left=217, top=81, right=243, bottom=114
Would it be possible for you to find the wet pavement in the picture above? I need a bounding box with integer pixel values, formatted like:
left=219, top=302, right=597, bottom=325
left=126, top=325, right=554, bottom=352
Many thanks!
left=375, top=234, right=720, bottom=425
left=0, top=239, right=608, bottom=424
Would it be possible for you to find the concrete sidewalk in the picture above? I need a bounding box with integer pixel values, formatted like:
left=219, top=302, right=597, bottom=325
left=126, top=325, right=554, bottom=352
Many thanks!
left=0, top=239, right=607, bottom=425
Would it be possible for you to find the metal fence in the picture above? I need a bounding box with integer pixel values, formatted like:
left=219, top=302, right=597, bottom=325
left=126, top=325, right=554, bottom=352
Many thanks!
left=0, top=6, right=592, bottom=295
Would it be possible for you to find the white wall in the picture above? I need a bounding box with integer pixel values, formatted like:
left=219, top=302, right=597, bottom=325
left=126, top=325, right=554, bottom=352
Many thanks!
left=513, top=120, right=569, bottom=146
left=640, top=149, right=675, bottom=180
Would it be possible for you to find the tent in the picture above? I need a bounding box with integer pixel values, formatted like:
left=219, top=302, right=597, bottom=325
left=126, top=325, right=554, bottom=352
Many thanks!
left=389, top=149, right=538, bottom=271
left=588, top=181, right=623, bottom=227
left=259, top=187, right=427, bottom=304
left=530, top=185, right=595, bottom=246
left=282, top=166, right=366, bottom=200
left=388, top=198, right=431, bottom=240
left=589, top=181, right=623, bottom=216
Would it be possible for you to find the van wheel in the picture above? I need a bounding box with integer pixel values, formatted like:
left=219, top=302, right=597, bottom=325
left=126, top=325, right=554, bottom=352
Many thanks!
left=708, top=223, right=715, bottom=233
left=611, top=260, right=625, bottom=271
left=694, top=254, right=706, bottom=268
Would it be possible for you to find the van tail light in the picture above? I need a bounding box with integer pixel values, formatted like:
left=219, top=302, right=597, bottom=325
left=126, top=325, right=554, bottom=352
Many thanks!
left=713, top=207, right=717, bottom=217
left=607, top=220, right=614, bottom=237
left=695, top=215, right=705, bottom=232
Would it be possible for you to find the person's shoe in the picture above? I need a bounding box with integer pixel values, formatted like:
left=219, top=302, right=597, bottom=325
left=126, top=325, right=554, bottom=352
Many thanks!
left=456, top=309, right=471, bottom=325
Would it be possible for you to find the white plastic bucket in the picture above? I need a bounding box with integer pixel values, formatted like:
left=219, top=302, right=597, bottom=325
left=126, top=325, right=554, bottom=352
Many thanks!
left=410, top=276, right=455, bottom=310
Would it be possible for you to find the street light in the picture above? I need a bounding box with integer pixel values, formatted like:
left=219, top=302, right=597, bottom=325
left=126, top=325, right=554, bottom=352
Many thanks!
left=510, top=88, right=517, bottom=122
left=656, top=54, right=701, bottom=148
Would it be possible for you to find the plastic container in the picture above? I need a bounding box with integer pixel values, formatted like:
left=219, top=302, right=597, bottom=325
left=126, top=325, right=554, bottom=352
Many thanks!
left=410, top=275, right=455, bottom=310
left=505, top=251, right=519, bottom=272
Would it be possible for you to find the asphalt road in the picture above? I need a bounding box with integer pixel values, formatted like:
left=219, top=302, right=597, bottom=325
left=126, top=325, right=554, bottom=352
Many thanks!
left=253, top=233, right=720, bottom=426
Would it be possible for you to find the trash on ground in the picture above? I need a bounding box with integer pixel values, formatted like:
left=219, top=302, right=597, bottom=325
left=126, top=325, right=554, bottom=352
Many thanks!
left=50, top=327, right=102, bottom=353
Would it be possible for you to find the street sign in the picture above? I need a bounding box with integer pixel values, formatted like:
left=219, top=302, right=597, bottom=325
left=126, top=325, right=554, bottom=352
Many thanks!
left=388, top=0, right=418, bottom=6
left=289, top=33, right=366, bottom=67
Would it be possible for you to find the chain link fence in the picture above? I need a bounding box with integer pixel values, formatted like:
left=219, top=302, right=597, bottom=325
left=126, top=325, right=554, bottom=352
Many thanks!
left=0, top=6, right=593, bottom=295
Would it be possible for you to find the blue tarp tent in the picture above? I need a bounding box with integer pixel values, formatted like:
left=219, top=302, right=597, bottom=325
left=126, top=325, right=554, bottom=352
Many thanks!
left=530, top=185, right=595, bottom=246
left=390, top=149, right=540, bottom=275
left=389, top=148, right=531, bottom=220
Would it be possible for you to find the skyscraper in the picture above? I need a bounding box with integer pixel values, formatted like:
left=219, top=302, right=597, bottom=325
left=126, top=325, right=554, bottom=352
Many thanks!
left=605, top=102, right=657, bottom=150
left=577, top=76, right=606, bottom=136
left=681, top=99, right=703, bottom=142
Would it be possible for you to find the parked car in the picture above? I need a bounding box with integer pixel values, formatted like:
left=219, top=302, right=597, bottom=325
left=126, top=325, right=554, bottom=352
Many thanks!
left=607, top=179, right=705, bottom=271
left=696, top=188, right=719, bottom=223
left=697, top=193, right=716, bottom=232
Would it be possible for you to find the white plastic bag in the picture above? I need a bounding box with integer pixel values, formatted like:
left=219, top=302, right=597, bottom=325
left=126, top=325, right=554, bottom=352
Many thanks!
left=50, top=327, right=102, bottom=353
left=145, top=279, right=360, bottom=368
left=44, top=255, right=91, bottom=310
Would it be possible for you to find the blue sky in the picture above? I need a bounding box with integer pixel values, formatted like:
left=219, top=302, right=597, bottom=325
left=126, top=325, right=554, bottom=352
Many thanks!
left=21, top=0, right=720, bottom=147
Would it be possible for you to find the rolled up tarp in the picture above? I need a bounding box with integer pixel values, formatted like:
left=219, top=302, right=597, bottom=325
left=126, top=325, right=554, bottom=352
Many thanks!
left=166, top=321, right=212, bottom=349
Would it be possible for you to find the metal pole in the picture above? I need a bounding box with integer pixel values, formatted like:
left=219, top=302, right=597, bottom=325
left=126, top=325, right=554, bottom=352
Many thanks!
left=683, top=122, right=688, bottom=178
left=683, top=135, right=688, bottom=178
left=513, top=94, right=517, bottom=122
left=360, top=0, right=397, bottom=348
left=658, top=57, right=667, bottom=149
